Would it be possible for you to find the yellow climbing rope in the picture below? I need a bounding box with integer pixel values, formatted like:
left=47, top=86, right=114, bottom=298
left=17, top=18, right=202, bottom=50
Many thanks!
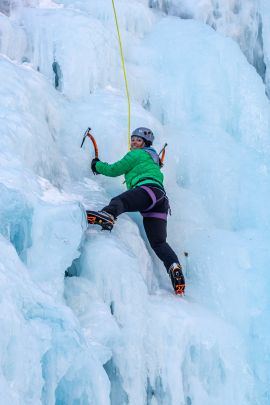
left=111, top=0, right=131, bottom=150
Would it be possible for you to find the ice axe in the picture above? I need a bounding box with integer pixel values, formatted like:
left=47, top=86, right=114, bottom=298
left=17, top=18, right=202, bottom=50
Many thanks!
left=159, top=143, right=168, bottom=166
left=81, top=127, right=99, bottom=158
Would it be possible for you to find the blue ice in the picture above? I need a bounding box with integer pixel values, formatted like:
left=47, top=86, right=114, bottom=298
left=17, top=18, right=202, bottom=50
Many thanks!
left=0, top=0, right=269, bottom=404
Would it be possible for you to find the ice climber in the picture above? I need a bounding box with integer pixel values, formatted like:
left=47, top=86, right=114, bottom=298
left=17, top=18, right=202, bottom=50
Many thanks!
left=89, top=127, right=185, bottom=295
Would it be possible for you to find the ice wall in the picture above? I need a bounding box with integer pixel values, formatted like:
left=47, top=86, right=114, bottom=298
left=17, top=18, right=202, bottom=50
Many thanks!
left=130, top=17, right=270, bottom=402
left=148, top=0, right=270, bottom=94
left=0, top=0, right=270, bottom=404
left=260, top=0, right=270, bottom=97
left=0, top=234, right=112, bottom=404
left=0, top=55, right=112, bottom=403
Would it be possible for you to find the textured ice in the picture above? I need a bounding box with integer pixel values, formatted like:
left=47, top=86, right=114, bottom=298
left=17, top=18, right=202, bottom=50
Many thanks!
left=148, top=0, right=266, bottom=88
left=0, top=0, right=270, bottom=404
left=0, top=235, right=111, bottom=404
left=260, top=0, right=270, bottom=97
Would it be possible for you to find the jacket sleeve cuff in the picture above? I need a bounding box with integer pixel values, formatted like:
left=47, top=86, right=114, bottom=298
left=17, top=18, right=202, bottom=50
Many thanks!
left=95, top=161, right=102, bottom=173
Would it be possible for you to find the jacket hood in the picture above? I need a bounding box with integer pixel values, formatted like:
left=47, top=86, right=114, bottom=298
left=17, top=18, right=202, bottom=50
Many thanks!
left=143, top=146, right=159, bottom=165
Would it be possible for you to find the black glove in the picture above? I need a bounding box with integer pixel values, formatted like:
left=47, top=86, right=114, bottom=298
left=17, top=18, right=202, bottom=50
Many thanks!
left=91, top=158, right=100, bottom=175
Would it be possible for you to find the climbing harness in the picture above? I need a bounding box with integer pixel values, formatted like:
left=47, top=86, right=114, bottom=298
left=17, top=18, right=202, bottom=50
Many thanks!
left=81, top=127, right=99, bottom=158
left=140, top=185, right=170, bottom=220
left=111, top=0, right=131, bottom=150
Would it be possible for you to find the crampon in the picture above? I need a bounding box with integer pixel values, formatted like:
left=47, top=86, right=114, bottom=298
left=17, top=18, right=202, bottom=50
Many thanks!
left=86, top=210, right=115, bottom=231
left=168, top=263, right=186, bottom=296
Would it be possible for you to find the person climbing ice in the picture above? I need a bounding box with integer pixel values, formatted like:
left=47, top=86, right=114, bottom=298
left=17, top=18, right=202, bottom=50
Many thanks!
left=87, top=127, right=185, bottom=295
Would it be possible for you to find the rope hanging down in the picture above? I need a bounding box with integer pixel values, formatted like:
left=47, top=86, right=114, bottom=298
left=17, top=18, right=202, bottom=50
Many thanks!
left=111, top=0, right=131, bottom=150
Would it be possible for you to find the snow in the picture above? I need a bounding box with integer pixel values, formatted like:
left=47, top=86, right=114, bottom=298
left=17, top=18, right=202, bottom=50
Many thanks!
left=0, top=0, right=270, bottom=404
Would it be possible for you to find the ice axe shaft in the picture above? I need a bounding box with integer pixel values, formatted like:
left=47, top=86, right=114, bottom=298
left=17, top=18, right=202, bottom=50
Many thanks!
left=81, top=127, right=99, bottom=158
left=159, top=143, right=168, bottom=165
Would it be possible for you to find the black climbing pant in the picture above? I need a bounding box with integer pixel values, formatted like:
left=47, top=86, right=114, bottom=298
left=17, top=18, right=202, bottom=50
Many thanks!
left=102, top=184, right=179, bottom=270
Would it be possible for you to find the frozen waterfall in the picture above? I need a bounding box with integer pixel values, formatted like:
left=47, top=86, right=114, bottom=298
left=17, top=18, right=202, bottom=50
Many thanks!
left=0, top=0, right=270, bottom=404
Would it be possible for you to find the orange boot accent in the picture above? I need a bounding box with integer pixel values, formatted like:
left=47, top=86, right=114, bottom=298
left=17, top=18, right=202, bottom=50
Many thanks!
left=175, top=284, right=185, bottom=296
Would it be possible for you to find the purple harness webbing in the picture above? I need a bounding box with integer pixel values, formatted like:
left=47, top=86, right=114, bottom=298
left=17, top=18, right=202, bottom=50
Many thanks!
left=139, top=185, right=167, bottom=220
left=142, top=212, right=168, bottom=220
left=140, top=186, right=157, bottom=211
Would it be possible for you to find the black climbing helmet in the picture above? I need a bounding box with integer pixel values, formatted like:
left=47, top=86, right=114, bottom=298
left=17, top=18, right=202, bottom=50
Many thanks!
left=131, top=127, right=154, bottom=145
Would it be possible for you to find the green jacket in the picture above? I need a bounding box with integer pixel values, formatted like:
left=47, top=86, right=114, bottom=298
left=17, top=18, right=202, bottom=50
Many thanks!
left=95, top=148, right=164, bottom=189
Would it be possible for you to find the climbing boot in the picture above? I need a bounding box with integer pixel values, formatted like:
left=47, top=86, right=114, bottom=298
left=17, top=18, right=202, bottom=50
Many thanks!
left=86, top=210, right=115, bottom=231
left=168, top=263, right=185, bottom=295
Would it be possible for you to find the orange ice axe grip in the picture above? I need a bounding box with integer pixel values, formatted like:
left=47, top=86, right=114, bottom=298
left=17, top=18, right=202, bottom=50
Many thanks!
left=159, top=143, right=168, bottom=166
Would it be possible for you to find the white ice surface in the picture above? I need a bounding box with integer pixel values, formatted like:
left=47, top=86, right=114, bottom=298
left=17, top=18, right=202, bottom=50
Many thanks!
left=0, top=1, right=270, bottom=404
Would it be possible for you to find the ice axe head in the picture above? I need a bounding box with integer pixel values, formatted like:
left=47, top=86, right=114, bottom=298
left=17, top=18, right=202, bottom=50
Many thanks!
left=81, top=127, right=91, bottom=148
left=81, top=127, right=99, bottom=159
